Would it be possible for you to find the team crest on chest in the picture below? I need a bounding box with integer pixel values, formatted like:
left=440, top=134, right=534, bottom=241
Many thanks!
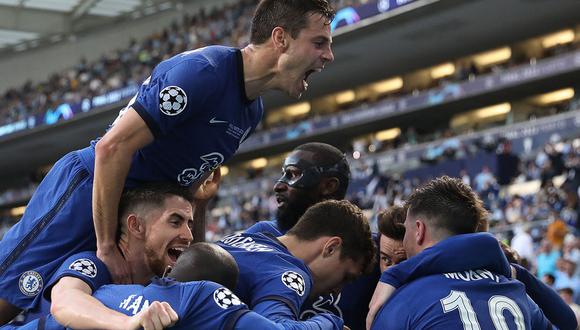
left=213, top=287, right=243, bottom=309
left=69, top=258, right=98, bottom=278
left=19, top=270, right=43, bottom=296
left=159, top=86, right=187, bottom=116
left=281, top=271, right=305, bottom=296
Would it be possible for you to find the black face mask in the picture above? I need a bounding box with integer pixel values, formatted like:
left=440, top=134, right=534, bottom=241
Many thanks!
left=277, top=154, right=349, bottom=190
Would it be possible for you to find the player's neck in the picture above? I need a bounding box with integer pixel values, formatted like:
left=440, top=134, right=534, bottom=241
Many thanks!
left=278, top=235, right=324, bottom=264
left=118, top=239, right=151, bottom=285
left=240, top=44, right=278, bottom=99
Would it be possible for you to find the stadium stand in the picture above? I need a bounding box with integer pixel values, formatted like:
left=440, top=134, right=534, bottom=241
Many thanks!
left=1, top=0, right=579, bottom=322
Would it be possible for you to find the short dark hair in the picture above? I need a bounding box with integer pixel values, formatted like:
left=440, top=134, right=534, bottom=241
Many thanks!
left=405, top=176, right=487, bottom=237
left=169, top=243, right=239, bottom=291
left=251, top=0, right=335, bottom=45
left=118, top=182, right=193, bottom=220
left=558, top=287, right=574, bottom=296
left=117, top=182, right=194, bottom=239
left=378, top=205, right=407, bottom=241
left=294, top=142, right=350, bottom=199
left=287, top=200, right=375, bottom=273
left=543, top=273, right=555, bottom=284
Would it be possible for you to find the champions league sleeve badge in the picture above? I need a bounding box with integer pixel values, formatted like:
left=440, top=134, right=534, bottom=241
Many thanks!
left=213, top=287, right=243, bottom=309
left=159, top=86, right=187, bottom=116
left=281, top=271, right=306, bottom=296
left=19, top=270, right=43, bottom=296
left=69, top=258, right=98, bottom=278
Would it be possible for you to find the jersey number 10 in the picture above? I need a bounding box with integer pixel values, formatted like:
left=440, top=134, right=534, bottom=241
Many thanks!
left=440, top=290, right=525, bottom=330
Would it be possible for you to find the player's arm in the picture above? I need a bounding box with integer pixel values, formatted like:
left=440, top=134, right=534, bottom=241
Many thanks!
left=252, top=299, right=302, bottom=322
left=94, top=107, right=153, bottom=284
left=51, top=277, right=177, bottom=330
left=235, top=310, right=344, bottom=330
left=192, top=168, right=222, bottom=242
left=512, top=263, right=577, bottom=330
left=51, top=276, right=130, bottom=329
left=525, top=294, right=557, bottom=330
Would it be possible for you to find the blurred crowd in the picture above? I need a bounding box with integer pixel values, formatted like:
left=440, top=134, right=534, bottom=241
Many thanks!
left=0, top=0, right=366, bottom=128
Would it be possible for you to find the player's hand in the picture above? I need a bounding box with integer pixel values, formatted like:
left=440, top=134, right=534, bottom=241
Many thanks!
left=97, top=246, right=132, bottom=284
left=499, top=241, right=520, bottom=264
left=125, top=301, right=178, bottom=330
left=366, top=282, right=395, bottom=330
left=194, top=167, right=222, bottom=203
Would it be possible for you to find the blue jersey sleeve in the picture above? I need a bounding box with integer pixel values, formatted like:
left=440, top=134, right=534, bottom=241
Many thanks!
left=524, top=294, right=555, bottom=330
left=251, top=270, right=310, bottom=320
left=179, top=281, right=249, bottom=330
left=43, top=251, right=111, bottom=300
left=380, top=233, right=510, bottom=287
left=133, top=58, right=219, bottom=137
left=514, top=263, right=576, bottom=330
left=236, top=310, right=343, bottom=330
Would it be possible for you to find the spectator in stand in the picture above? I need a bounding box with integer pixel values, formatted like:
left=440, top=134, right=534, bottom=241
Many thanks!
left=473, top=165, right=495, bottom=193
left=547, top=212, right=569, bottom=249
left=510, top=224, right=535, bottom=266
left=536, top=240, right=562, bottom=279
left=555, top=259, right=580, bottom=303
left=559, top=288, right=580, bottom=325
left=542, top=273, right=556, bottom=287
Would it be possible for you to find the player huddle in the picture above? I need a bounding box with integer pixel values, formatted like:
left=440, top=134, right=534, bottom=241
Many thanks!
left=0, top=0, right=577, bottom=329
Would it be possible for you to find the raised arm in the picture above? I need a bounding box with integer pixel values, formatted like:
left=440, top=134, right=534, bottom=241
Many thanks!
left=192, top=168, right=222, bottom=242
left=94, top=107, right=154, bottom=284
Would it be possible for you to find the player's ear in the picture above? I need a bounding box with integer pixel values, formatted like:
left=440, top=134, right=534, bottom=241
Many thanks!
left=416, top=219, right=426, bottom=245
left=323, top=237, right=342, bottom=258
left=272, top=26, right=288, bottom=50
left=320, top=177, right=339, bottom=199
left=127, top=214, right=146, bottom=239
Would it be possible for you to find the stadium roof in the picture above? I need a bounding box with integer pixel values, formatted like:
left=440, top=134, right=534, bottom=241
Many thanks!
left=0, top=0, right=175, bottom=51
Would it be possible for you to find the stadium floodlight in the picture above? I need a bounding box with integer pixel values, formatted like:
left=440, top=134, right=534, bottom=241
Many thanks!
left=250, top=158, right=268, bottom=169
left=220, top=166, right=229, bottom=176
left=532, top=88, right=575, bottom=105
left=474, top=103, right=511, bottom=119
left=284, top=102, right=311, bottom=116
left=10, top=206, right=26, bottom=217
left=473, top=47, right=511, bottom=68
left=430, top=63, right=455, bottom=80
left=541, top=29, right=575, bottom=49
left=335, top=90, right=356, bottom=104
left=371, top=77, right=403, bottom=94
left=375, top=127, right=402, bottom=141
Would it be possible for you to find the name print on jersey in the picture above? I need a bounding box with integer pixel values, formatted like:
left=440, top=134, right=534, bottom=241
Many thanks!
left=220, top=233, right=275, bottom=252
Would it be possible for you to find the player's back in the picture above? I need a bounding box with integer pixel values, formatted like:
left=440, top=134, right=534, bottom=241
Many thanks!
left=217, top=232, right=312, bottom=318
left=372, top=268, right=551, bottom=330
left=93, top=278, right=248, bottom=330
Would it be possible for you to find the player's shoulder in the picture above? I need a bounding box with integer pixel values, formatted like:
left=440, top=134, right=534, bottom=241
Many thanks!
left=244, top=219, right=282, bottom=236
left=167, top=45, right=238, bottom=72
left=57, top=250, right=104, bottom=279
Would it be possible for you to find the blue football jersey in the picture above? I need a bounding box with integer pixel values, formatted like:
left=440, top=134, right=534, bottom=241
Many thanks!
left=94, top=278, right=249, bottom=330
left=16, top=251, right=111, bottom=325
left=377, top=232, right=574, bottom=330
left=371, top=270, right=552, bottom=330
left=217, top=232, right=312, bottom=320
left=244, top=221, right=380, bottom=330
left=77, top=45, right=263, bottom=187
left=245, top=219, right=284, bottom=236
